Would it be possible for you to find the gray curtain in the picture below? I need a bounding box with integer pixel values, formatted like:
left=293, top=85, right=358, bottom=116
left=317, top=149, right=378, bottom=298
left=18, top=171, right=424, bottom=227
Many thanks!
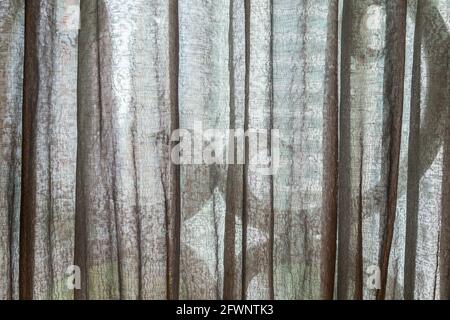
left=0, top=0, right=449, bottom=300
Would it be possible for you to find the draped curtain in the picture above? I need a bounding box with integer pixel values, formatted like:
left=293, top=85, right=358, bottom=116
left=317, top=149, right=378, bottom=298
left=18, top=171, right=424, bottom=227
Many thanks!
left=0, top=0, right=449, bottom=300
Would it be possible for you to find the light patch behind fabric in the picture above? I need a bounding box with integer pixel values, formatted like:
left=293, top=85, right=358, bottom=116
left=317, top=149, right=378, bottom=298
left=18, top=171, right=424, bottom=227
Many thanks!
left=57, top=0, right=80, bottom=32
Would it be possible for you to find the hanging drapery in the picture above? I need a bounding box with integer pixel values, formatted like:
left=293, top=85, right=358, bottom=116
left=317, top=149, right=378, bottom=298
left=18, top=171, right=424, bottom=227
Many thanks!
left=75, top=0, right=179, bottom=300
left=0, top=0, right=23, bottom=301
left=0, top=0, right=449, bottom=300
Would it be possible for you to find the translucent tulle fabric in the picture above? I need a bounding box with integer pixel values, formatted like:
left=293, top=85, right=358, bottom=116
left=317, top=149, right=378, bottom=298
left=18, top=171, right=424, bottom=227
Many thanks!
left=0, top=0, right=449, bottom=300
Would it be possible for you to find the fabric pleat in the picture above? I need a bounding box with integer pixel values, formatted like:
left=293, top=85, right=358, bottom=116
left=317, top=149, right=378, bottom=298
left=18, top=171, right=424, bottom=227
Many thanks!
left=0, top=0, right=24, bottom=301
left=20, top=0, right=77, bottom=299
left=76, top=0, right=179, bottom=299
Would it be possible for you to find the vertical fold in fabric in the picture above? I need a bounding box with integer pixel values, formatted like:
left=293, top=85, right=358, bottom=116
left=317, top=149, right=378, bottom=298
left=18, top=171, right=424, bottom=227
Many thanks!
left=223, top=0, right=245, bottom=300
left=76, top=0, right=177, bottom=299
left=167, top=0, right=181, bottom=300
left=338, top=0, right=397, bottom=300
left=272, top=0, right=332, bottom=299
left=377, top=0, right=407, bottom=300
left=242, top=0, right=274, bottom=300
left=242, top=0, right=250, bottom=300
left=20, top=0, right=78, bottom=300
left=178, top=0, right=231, bottom=299
left=403, top=0, right=423, bottom=300
left=337, top=0, right=355, bottom=300
left=406, top=2, right=449, bottom=299
left=402, top=1, right=450, bottom=300
left=0, top=0, right=24, bottom=300
left=320, top=0, right=339, bottom=300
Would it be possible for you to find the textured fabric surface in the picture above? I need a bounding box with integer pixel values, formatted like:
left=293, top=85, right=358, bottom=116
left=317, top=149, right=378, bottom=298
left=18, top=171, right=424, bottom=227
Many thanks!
left=0, top=0, right=449, bottom=300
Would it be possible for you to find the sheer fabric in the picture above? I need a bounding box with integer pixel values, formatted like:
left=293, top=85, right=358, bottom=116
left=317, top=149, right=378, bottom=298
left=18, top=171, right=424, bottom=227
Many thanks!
left=0, top=0, right=449, bottom=300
